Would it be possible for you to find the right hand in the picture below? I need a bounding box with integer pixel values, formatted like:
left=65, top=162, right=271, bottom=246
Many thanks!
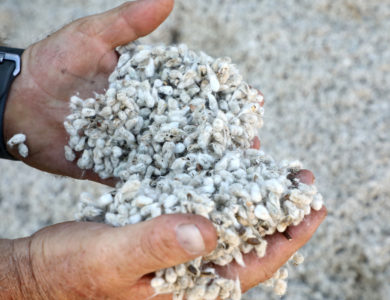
left=10, top=199, right=325, bottom=299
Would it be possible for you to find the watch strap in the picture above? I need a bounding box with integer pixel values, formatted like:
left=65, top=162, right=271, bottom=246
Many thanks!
left=0, top=46, right=24, bottom=160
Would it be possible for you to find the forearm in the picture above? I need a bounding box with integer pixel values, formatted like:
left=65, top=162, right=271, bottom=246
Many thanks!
left=0, top=237, right=43, bottom=299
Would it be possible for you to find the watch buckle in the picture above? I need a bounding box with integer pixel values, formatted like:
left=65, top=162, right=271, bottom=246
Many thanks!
left=0, top=52, right=21, bottom=76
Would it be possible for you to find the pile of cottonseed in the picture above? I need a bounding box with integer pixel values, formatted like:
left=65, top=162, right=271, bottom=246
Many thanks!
left=64, top=43, right=323, bottom=300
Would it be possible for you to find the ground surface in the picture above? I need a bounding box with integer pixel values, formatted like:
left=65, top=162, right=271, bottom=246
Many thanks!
left=0, top=1, right=389, bottom=299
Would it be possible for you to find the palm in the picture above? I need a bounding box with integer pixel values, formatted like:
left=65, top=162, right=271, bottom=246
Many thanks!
left=15, top=28, right=118, bottom=183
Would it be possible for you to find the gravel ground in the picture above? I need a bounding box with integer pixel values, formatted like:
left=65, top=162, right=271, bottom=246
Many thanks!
left=1, top=1, right=389, bottom=299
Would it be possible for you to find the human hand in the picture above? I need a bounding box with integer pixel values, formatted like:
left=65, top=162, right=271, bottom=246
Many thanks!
left=3, top=0, right=174, bottom=184
left=8, top=200, right=325, bottom=299
left=1, top=0, right=326, bottom=297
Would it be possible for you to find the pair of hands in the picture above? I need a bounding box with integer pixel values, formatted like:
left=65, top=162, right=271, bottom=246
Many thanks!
left=2, top=0, right=326, bottom=299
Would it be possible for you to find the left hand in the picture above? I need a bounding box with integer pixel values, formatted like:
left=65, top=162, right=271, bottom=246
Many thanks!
left=3, top=0, right=174, bottom=185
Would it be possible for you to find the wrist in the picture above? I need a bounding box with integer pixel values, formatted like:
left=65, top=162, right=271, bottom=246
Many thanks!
left=0, top=47, right=24, bottom=160
left=0, top=238, right=22, bottom=298
left=13, top=237, right=50, bottom=299
left=2, top=49, right=28, bottom=158
left=0, top=237, right=43, bottom=299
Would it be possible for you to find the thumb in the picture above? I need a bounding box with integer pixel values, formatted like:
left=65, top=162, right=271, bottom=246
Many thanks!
left=89, top=0, right=174, bottom=49
left=97, top=214, right=217, bottom=278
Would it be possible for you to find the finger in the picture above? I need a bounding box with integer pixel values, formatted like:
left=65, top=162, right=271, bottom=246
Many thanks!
left=120, top=274, right=172, bottom=300
left=38, top=150, right=118, bottom=187
left=295, top=169, right=315, bottom=185
left=216, top=207, right=327, bottom=291
left=257, top=89, right=265, bottom=107
left=288, top=169, right=315, bottom=186
left=76, top=168, right=118, bottom=187
left=250, top=136, right=261, bottom=149
left=85, top=0, right=174, bottom=49
left=249, top=85, right=265, bottom=107
left=216, top=169, right=321, bottom=290
left=92, top=214, right=217, bottom=282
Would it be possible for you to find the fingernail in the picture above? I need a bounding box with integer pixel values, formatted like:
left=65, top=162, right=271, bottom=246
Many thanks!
left=250, top=136, right=261, bottom=149
left=296, top=169, right=315, bottom=185
left=287, top=169, right=315, bottom=187
left=176, top=224, right=206, bottom=255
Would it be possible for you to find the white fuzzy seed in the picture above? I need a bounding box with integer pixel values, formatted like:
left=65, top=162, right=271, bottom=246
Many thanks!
left=7, top=133, right=26, bottom=147
left=17, top=143, right=28, bottom=158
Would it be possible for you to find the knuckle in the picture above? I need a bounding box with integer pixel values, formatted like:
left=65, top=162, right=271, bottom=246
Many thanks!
left=139, top=225, right=176, bottom=269
left=74, top=17, right=98, bottom=38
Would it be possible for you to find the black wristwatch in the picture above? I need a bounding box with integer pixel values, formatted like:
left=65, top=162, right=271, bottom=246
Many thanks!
left=0, top=46, right=24, bottom=160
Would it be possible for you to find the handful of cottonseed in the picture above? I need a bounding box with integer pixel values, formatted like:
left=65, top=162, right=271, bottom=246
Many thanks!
left=65, top=43, right=323, bottom=300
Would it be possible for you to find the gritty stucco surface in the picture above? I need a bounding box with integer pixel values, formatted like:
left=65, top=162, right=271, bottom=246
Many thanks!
left=0, top=1, right=389, bottom=299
